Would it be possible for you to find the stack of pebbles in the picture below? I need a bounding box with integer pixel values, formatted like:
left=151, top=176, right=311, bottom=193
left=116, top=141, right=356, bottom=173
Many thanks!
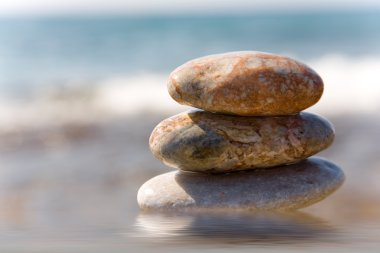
left=138, top=52, right=344, bottom=211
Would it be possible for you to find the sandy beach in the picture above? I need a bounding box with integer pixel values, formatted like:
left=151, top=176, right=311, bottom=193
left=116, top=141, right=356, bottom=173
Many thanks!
left=0, top=103, right=379, bottom=251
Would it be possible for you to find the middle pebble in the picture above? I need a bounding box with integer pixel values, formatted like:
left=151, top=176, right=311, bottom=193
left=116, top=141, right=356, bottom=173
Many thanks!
left=150, top=110, right=334, bottom=173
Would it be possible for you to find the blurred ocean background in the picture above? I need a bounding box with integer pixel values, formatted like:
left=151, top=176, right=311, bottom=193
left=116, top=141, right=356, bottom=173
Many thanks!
left=0, top=5, right=380, bottom=253
left=1, top=10, right=380, bottom=89
left=1, top=10, right=380, bottom=123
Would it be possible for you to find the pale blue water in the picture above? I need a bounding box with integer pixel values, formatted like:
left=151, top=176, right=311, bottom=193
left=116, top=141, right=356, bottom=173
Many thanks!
left=0, top=10, right=379, bottom=95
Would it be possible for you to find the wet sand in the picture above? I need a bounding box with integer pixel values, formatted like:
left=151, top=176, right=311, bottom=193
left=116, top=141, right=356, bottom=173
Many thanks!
left=0, top=111, right=379, bottom=252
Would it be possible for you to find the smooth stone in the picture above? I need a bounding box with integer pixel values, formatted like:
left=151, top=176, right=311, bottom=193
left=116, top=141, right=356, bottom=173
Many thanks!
left=149, top=110, right=334, bottom=173
left=168, top=51, right=323, bottom=116
left=137, top=157, right=345, bottom=211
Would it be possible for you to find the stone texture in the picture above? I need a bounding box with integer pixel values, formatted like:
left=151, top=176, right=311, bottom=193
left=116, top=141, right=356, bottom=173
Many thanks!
left=149, top=110, right=334, bottom=173
left=168, top=51, right=323, bottom=116
left=137, top=157, right=344, bottom=211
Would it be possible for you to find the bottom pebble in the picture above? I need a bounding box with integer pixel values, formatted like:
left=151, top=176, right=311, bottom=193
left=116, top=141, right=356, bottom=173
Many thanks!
left=137, top=157, right=344, bottom=211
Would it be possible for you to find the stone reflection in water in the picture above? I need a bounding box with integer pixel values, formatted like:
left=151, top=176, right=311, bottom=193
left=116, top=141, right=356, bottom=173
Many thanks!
left=134, top=210, right=335, bottom=244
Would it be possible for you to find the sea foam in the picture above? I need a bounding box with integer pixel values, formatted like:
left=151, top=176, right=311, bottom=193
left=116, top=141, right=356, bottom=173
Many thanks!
left=0, top=54, right=379, bottom=129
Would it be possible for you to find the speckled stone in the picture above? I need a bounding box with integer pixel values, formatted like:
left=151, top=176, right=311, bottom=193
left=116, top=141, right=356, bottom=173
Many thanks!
left=149, top=110, right=334, bottom=173
left=168, top=51, right=323, bottom=116
left=137, top=157, right=344, bottom=210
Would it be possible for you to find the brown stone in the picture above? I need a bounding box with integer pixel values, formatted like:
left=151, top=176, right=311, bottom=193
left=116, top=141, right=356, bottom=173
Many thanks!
left=149, top=110, right=334, bottom=173
left=168, top=51, right=323, bottom=116
left=137, top=157, right=344, bottom=211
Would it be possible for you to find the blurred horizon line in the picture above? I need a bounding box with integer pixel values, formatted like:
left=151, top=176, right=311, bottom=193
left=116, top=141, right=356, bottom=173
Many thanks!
left=1, top=4, right=380, bottom=18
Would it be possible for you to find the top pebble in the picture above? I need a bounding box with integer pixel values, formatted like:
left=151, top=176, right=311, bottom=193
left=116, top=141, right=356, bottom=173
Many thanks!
left=168, top=51, right=323, bottom=116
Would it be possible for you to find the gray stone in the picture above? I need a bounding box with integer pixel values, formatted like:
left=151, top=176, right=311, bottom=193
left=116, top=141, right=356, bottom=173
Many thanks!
left=137, top=157, right=344, bottom=211
left=168, top=51, right=323, bottom=116
left=150, top=110, right=334, bottom=173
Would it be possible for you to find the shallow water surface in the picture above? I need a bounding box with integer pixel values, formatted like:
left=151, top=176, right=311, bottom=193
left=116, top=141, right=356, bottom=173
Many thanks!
left=1, top=209, right=379, bottom=253
left=132, top=211, right=380, bottom=252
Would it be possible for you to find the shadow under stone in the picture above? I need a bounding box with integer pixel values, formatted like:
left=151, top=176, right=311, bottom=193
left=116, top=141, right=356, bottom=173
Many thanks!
left=134, top=210, right=338, bottom=245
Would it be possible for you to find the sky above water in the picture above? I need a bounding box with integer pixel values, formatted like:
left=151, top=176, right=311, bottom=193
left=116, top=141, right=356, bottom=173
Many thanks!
left=1, top=0, right=380, bottom=15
